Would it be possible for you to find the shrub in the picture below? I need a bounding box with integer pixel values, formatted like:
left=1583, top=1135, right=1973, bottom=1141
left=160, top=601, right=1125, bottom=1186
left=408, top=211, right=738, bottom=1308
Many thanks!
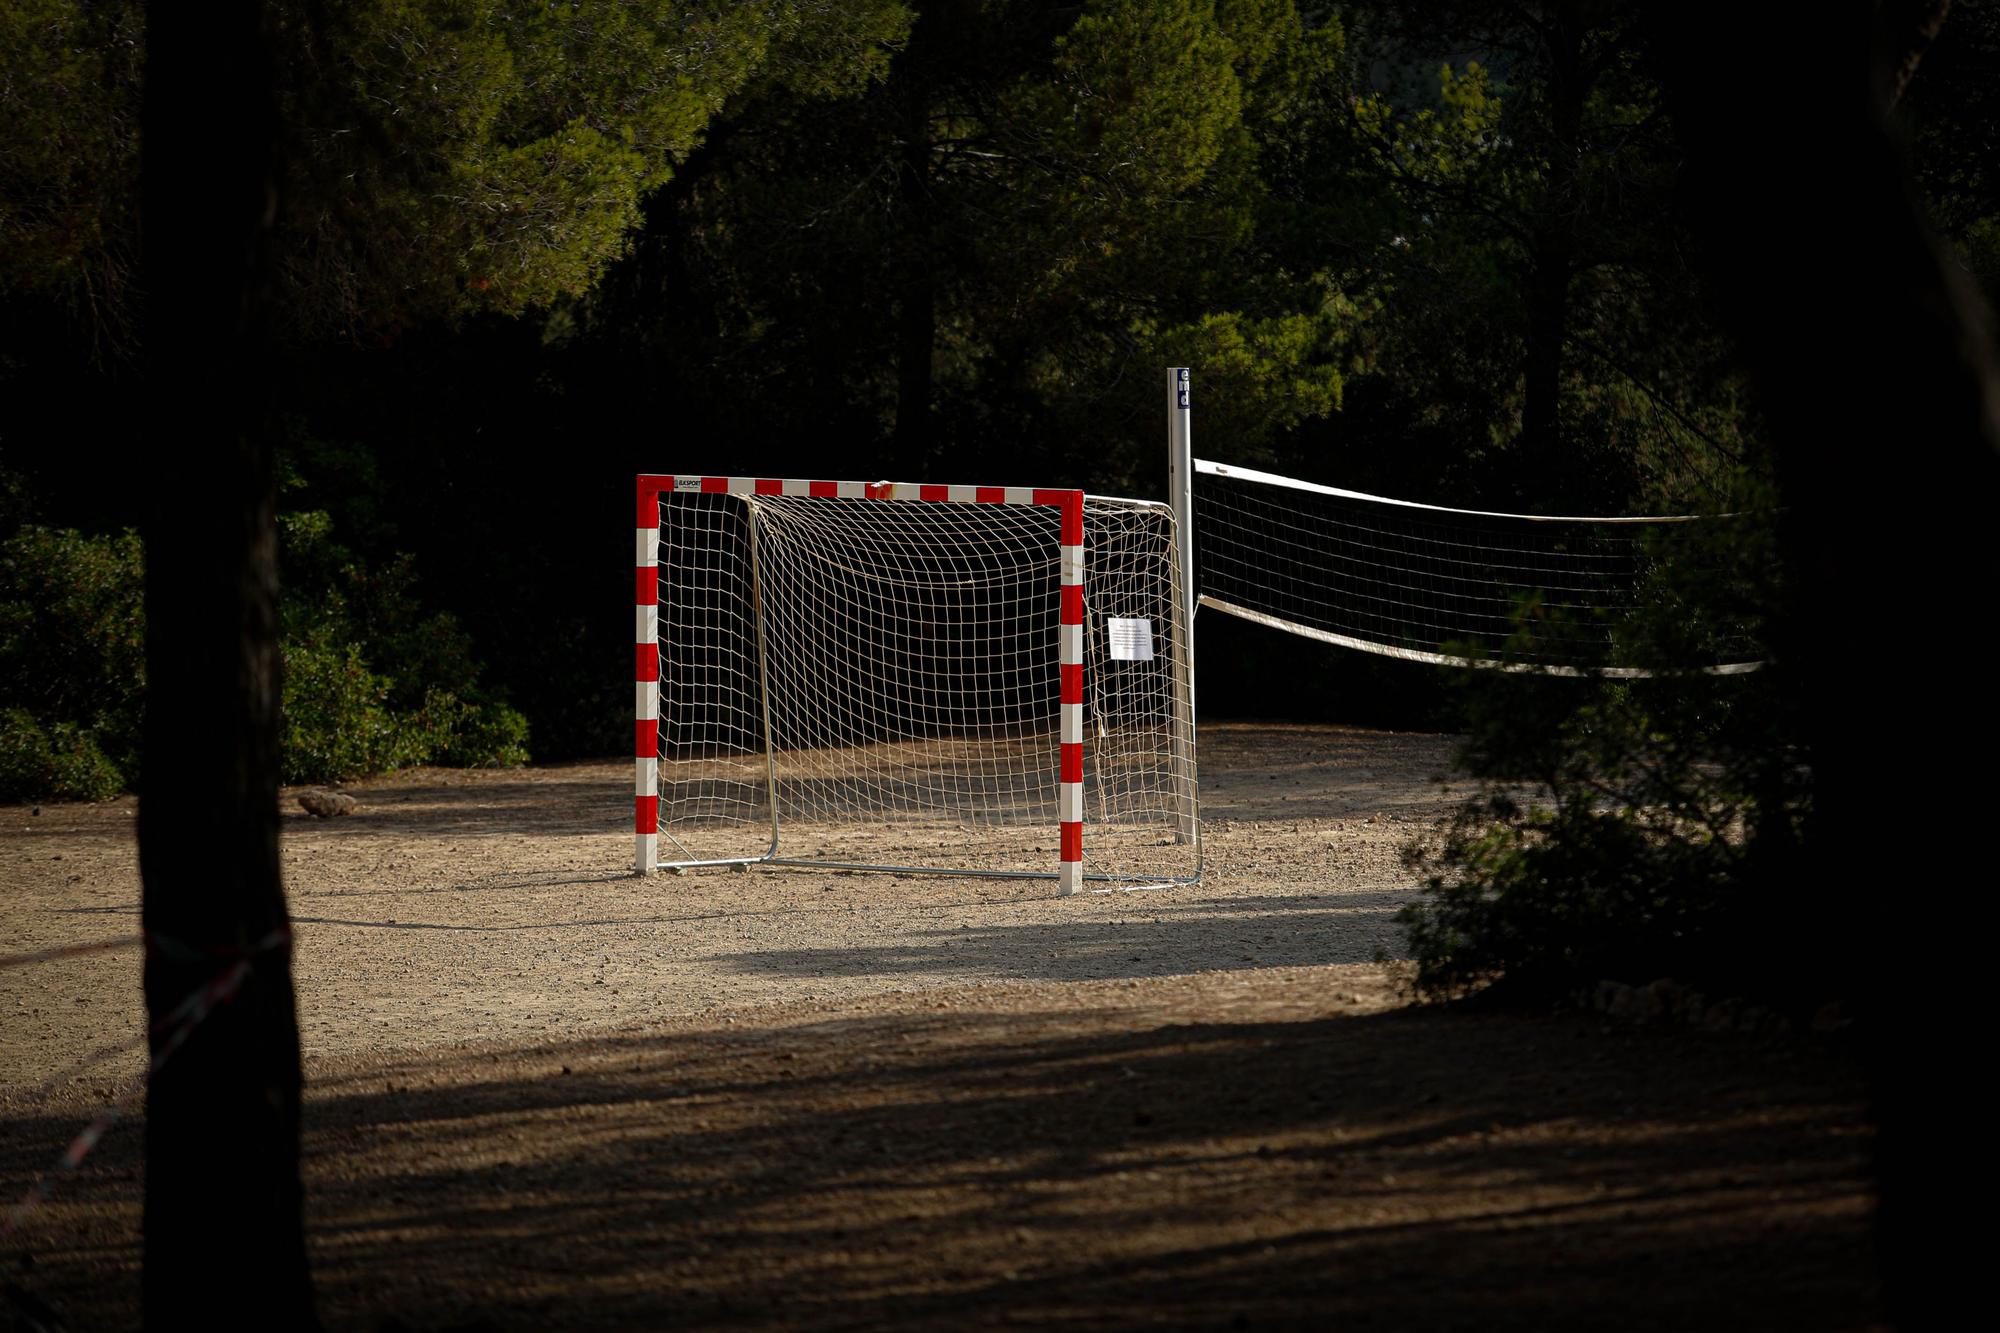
left=278, top=510, right=531, bottom=778
left=412, top=689, right=532, bottom=769
left=0, top=708, right=124, bottom=803
left=1399, top=676, right=1805, bottom=1002
left=0, top=524, right=146, bottom=790
left=0, top=509, right=529, bottom=801
left=1398, top=485, right=1818, bottom=1007
left=279, top=638, right=424, bottom=785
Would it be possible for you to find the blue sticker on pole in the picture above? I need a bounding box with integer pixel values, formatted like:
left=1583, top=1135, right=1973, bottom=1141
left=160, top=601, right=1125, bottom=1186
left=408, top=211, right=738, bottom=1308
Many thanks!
left=1175, top=368, right=1190, bottom=410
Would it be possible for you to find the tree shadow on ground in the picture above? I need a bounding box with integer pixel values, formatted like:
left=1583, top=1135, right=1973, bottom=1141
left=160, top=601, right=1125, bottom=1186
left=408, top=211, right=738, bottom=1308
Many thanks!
left=42, top=889, right=1415, bottom=994
left=703, top=894, right=1414, bottom=980
left=1, top=996, right=1875, bottom=1330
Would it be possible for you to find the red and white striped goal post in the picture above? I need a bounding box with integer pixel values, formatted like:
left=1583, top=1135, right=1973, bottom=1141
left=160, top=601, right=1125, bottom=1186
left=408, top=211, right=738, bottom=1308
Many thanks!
left=635, top=475, right=1088, bottom=895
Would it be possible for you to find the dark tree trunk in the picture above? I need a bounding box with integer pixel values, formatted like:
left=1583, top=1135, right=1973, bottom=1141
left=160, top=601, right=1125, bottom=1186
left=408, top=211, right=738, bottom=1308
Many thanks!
left=892, top=80, right=938, bottom=473
left=1653, top=6, right=1998, bottom=1325
left=138, top=3, right=314, bottom=1326
left=1518, top=0, right=1586, bottom=504
left=1878, top=0, right=1955, bottom=105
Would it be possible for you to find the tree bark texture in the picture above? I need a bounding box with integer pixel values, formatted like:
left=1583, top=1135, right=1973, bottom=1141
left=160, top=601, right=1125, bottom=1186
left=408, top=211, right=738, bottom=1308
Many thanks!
left=1652, top=5, right=1998, bottom=1325
left=138, top=2, right=315, bottom=1326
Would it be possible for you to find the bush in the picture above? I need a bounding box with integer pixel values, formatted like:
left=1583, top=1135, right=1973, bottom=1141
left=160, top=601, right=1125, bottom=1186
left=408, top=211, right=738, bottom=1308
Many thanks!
left=0, top=509, right=528, bottom=801
left=1398, top=486, right=1819, bottom=1007
left=0, top=708, right=124, bottom=803
left=278, top=652, right=533, bottom=786
left=0, top=524, right=146, bottom=791
left=1398, top=677, right=1806, bottom=1003
left=278, top=510, right=531, bottom=779
left=279, top=639, right=426, bottom=785
left=412, top=689, right=532, bottom=769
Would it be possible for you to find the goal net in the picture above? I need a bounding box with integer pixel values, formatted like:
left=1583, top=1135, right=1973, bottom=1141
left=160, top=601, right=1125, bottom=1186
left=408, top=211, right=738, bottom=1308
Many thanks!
left=1191, top=460, right=1764, bottom=676
left=635, top=477, right=1198, bottom=891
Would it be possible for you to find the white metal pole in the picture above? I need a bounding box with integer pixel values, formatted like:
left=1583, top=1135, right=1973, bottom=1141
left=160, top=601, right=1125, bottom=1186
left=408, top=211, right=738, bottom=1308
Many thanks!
left=1166, top=368, right=1199, bottom=847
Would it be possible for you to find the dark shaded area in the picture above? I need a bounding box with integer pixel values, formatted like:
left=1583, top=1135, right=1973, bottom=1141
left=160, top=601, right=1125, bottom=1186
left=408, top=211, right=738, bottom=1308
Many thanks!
left=3, top=0, right=1833, bottom=766
left=1, top=996, right=1875, bottom=1330
left=134, top=0, right=313, bottom=1324
left=1649, top=5, right=2000, bottom=1326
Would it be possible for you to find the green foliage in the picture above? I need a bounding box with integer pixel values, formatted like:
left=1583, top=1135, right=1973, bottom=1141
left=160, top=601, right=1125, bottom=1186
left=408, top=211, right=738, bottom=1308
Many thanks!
left=0, top=524, right=146, bottom=785
left=1399, top=485, right=1817, bottom=1004
left=1018, top=0, right=1358, bottom=470
left=1351, top=59, right=1504, bottom=183
left=276, top=640, right=417, bottom=786
left=1032, top=0, right=1246, bottom=200
left=0, top=507, right=524, bottom=801
left=640, top=0, right=1356, bottom=486
left=0, top=507, right=140, bottom=802
left=1140, top=307, right=1351, bottom=444
left=276, top=638, right=528, bottom=786
left=416, top=689, right=531, bottom=770
left=277, top=508, right=529, bottom=783
left=1326, top=4, right=1747, bottom=510
left=282, top=0, right=914, bottom=331
left=0, top=708, right=124, bottom=803
left=6, top=0, right=1991, bottom=819
left=0, top=0, right=142, bottom=348
left=0, top=2, right=911, bottom=339
left=755, top=0, right=911, bottom=99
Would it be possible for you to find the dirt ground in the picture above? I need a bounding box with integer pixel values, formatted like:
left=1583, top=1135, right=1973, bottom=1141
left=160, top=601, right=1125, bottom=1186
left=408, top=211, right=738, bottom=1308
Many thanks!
left=0, top=723, right=1877, bottom=1329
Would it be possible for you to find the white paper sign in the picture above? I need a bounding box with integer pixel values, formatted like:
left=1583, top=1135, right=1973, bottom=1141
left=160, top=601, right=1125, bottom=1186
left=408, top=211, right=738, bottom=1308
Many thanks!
left=1108, top=617, right=1154, bottom=662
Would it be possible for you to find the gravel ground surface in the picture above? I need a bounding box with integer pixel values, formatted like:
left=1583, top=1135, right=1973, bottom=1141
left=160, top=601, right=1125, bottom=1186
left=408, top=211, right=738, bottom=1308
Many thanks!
left=1, top=723, right=1464, bottom=1090
left=0, top=723, right=1878, bottom=1329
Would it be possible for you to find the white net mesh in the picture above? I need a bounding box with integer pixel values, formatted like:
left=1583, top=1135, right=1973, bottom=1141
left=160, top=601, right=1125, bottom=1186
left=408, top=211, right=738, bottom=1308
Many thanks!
left=1192, top=461, right=1763, bottom=676
left=1079, top=497, right=1198, bottom=877
left=649, top=489, right=1197, bottom=883
left=651, top=491, right=769, bottom=863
